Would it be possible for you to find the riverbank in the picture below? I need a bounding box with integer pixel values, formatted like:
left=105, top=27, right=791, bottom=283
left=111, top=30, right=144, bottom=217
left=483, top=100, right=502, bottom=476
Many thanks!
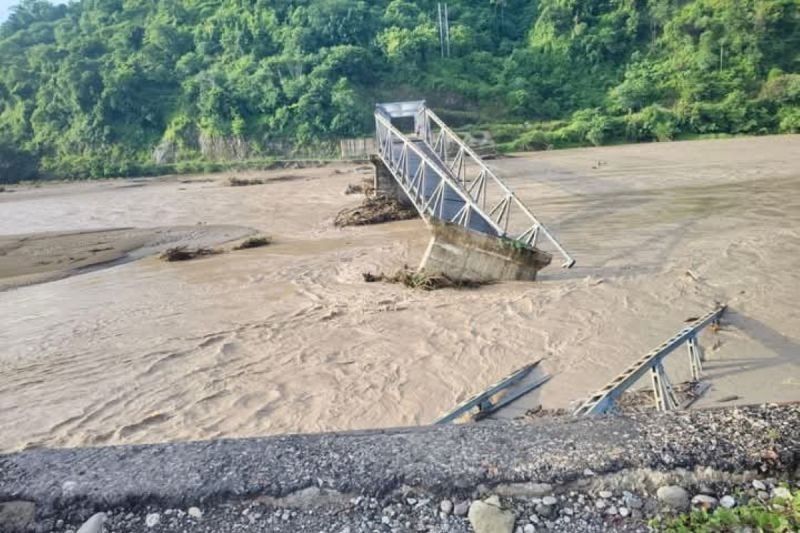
left=0, top=226, right=257, bottom=292
left=1, top=404, right=797, bottom=532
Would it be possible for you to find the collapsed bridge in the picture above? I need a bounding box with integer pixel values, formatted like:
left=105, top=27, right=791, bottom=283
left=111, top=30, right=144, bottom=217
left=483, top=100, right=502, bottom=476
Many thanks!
left=373, top=100, right=574, bottom=281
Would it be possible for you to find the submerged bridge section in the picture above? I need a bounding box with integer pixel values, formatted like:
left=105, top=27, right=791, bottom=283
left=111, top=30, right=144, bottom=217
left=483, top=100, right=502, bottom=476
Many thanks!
left=374, top=101, right=574, bottom=281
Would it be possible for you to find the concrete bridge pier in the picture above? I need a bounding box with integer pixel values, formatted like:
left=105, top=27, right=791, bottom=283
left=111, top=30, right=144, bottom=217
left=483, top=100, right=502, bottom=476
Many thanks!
left=370, top=155, right=413, bottom=209
left=369, top=155, right=551, bottom=282
left=420, top=220, right=553, bottom=282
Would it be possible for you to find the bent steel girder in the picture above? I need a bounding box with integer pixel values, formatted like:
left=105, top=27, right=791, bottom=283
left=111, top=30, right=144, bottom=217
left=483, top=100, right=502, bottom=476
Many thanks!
left=574, top=305, right=726, bottom=416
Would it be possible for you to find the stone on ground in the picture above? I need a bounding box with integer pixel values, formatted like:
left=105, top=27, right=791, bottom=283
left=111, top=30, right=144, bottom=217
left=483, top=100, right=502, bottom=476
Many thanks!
left=772, top=487, right=791, bottom=500
left=691, top=494, right=718, bottom=510
left=468, top=496, right=516, bottom=533
left=76, top=513, right=106, bottom=533
left=454, top=501, right=470, bottom=516
left=145, top=513, right=160, bottom=528
left=720, top=495, right=736, bottom=509
left=656, top=485, right=690, bottom=511
left=0, top=501, right=36, bottom=532
left=440, top=499, right=453, bottom=515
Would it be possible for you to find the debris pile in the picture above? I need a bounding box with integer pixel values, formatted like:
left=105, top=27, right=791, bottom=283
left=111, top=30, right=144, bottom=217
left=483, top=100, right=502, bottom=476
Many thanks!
left=234, top=236, right=271, bottom=250
left=334, top=195, right=417, bottom=227
left=159, top=246, right=220, bottom=261
left=227, top=177, right=266, bottom=187
left=362, top=268, right=486, bottom=291
left=615, top=381, right=709, bottom=413
left=344, top=178, right=374, bottom=196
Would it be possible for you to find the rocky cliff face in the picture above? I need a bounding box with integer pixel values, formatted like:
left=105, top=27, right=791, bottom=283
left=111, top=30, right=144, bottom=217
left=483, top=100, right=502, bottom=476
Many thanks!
left=198, top=133, right=250, bottom=161
left=152, top=133, right=341, bottom=164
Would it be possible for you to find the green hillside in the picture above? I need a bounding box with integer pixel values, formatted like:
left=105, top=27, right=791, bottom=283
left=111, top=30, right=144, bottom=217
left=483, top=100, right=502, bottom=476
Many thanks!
left=0, top=0, right=798, bottom=181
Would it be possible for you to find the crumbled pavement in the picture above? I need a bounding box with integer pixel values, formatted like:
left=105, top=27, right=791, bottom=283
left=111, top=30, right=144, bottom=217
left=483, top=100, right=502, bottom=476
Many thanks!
left=1, top=404, right=798, bottom=532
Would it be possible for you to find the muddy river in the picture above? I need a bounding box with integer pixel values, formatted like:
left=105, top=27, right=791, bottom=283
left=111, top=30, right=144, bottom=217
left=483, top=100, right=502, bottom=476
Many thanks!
left=0, top=135, right=798, bottom=452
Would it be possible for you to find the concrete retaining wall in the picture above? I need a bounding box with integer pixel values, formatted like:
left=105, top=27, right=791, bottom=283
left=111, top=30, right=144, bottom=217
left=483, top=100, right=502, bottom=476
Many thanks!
left=340, top=138, right=375, bottom=159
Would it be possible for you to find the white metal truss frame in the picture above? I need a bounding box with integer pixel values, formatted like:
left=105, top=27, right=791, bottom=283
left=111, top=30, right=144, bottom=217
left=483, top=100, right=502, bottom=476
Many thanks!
left=574, top=305, right=726, bottom=415
left=375, top=112, right=504, bottom=234
left=417, top=107, right=575, bottom=268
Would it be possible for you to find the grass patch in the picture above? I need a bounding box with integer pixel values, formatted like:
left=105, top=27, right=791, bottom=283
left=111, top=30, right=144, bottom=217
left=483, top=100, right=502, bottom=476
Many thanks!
left=362, top=268, right=488, bottom=291
left=653, top=487, right=799, bottom=532
left=234, top=236, right=271, bottom=250
left=159, top=246, right=221, bottom=261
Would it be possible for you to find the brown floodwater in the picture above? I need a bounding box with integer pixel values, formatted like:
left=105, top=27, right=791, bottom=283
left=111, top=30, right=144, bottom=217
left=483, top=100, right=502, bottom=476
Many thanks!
left=0, top=136, right=799, bottom=452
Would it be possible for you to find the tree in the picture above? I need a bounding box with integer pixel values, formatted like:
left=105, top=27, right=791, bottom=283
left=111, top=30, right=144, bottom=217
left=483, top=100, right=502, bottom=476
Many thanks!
left=0, top=0, right=796, bottom=180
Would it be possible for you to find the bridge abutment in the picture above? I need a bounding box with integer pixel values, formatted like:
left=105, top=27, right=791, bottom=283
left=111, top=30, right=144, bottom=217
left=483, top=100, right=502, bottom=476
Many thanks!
left=370, top=155, right=414, bottom=208
left=419, top=220, right=552, bottom=282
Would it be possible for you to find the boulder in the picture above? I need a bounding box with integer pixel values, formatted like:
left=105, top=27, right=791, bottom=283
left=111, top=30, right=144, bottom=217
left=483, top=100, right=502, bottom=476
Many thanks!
left=77, top=513, right=106, bottom=533
left=468, top=496, right=516, bottom=533
left=657, top=485, right=690, bottom=511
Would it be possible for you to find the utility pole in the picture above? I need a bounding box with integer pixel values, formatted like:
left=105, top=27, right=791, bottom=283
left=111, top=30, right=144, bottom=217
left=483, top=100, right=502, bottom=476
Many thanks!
left=438, top=3, right=445, bottom=59
left=444, top=3, right=451, bottom=58
left=437, top=3, right=451, bottom=58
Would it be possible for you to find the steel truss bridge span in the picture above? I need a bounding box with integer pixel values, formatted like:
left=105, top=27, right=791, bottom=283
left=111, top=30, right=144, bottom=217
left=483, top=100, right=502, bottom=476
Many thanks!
left=374, top=101, right=575, bottom=268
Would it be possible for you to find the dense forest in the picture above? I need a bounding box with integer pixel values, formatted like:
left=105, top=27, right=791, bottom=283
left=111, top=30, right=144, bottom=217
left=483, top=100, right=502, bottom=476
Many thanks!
left=0, top=0, right=798, bottom=181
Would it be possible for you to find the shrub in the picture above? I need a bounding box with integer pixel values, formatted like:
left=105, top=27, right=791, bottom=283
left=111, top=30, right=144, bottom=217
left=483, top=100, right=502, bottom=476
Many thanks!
left=652, top=487, right=799, bottom=532
left=0, top=141, right=39, bottom=183
left=512, top=129, right=552, bottom=151
left=760, top=73, right=800, bottom=104
left=778, top=105, right=800, bottom=133
left=625, top=105, right=679, bottom=142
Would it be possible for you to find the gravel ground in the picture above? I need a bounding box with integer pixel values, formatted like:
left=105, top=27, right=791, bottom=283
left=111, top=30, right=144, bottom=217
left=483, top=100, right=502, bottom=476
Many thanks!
left=1, top=404, right=798, bottom=532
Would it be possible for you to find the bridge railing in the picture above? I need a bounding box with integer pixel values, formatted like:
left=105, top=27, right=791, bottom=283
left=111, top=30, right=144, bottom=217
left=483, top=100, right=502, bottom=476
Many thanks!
left=417, top=107, right=575, bottom=268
